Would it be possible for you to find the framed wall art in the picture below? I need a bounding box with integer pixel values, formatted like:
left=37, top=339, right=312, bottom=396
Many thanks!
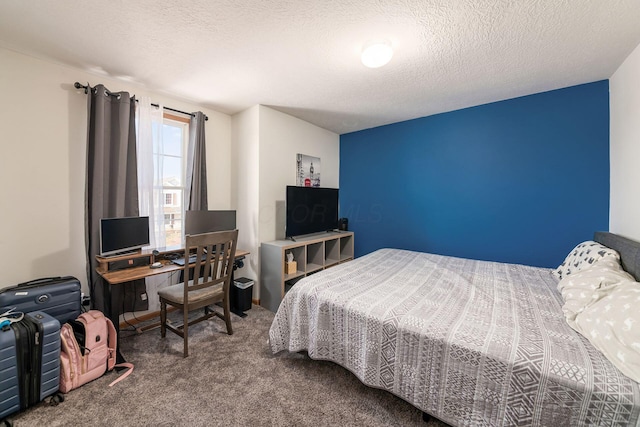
left=296, top=153, right=320, bottom=187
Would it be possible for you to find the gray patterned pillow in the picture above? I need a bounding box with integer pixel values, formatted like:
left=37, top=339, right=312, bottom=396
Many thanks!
left=553, top=240, right=620, bottom=280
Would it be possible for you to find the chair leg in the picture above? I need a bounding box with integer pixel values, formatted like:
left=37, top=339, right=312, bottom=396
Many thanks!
left=223, top=296, right=233, bottom=335
left=183, top=308, right=189, bottom=358
left=160, top=300, right=166, bottom=338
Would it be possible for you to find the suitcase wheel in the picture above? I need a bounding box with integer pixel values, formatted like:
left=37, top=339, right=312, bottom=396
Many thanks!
left=49, top=393, right=65, bottom=406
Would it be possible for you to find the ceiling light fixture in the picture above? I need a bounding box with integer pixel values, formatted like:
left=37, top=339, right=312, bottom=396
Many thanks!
left=361, top=40, right=393, bottom=68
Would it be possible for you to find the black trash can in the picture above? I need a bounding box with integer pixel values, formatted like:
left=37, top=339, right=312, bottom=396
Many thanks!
left=231, top=277, right=254, bottom=317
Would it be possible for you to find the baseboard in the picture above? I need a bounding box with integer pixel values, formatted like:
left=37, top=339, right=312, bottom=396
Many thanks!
left=252, top=298, right=260, bottom=305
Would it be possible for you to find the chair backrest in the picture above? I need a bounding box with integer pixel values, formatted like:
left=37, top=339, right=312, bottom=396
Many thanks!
left=182, top=229, right=239, bottom=297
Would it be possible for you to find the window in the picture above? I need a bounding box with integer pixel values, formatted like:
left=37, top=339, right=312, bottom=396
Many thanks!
left=157, top=114, right=189, bottom=246
left=164, top=213, right=176, bottom=228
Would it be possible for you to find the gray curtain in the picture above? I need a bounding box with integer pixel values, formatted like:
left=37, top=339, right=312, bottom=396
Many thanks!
left=185, top=111, right=208, bottom=210
left=85, top=84, right=141, bottom=313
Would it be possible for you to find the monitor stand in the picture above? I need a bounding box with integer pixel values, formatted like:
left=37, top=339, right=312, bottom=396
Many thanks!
left=102, top=248, right=142, bottom=258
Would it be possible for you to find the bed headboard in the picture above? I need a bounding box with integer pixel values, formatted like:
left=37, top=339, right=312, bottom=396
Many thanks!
left=594, top=231, right=640, bottom=282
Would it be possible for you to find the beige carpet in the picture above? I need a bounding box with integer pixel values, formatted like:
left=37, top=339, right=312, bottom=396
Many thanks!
left=11, top=305, right=450, bottom=426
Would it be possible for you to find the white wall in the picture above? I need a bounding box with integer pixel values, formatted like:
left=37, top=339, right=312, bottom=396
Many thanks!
left=231, top=106, right=260, bottom=290
left=610, top=42, right=640, bottom=241
left=258, top=106, right=340, bottom=243
left=231, top=105, right=339, bottom=300
left=0, top=47, right=232, bottom=293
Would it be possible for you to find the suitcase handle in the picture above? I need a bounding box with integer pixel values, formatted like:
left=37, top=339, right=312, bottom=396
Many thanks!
left=17, top=277, right=64, bottom=287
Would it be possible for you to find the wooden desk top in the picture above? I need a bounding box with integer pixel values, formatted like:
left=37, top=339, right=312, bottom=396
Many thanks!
left=97, top=249, right=249, bottom=285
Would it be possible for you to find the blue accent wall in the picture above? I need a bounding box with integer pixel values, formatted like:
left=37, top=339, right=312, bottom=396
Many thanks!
left=339, top=81, right=610, bottom=268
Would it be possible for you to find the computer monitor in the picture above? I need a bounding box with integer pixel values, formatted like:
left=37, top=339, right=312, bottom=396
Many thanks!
left=185, top=210, right=236, bottom=235
left=100, top=216, right=150, bottom=256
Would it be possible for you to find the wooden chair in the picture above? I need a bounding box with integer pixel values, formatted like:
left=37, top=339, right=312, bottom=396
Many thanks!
left=158, top=229, right=238, bottom=357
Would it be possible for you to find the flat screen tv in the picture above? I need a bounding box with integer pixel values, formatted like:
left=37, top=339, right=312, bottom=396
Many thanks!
left=286, top=186, right=338, bottom=238
left=100, top=216, right=150, bottom=256
left=185, top=210, right=237, bottom=235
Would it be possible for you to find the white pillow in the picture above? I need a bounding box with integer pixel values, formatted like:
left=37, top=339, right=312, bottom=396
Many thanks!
left=553, top=240, right=620, bottom=280
left=572, top=280, right=640, bottom=382
left=557, top=255, right=634, bottom=326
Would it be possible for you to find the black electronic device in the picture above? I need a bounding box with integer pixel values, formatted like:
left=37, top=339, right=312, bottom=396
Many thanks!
left=185, top=210, right=236, bottom=235
left=286, top=186, right=339, bottom=238
left=100, top=216, right=150, bottom=257
left=231, top=277, right=253, bottom=317
left=338, top=217, right=348, bottom=231
left=107, top=256, right=150, bottom=271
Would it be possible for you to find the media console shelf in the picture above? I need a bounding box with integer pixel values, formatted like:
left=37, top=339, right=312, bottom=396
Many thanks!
left=260, top=231, right=354, bottom=312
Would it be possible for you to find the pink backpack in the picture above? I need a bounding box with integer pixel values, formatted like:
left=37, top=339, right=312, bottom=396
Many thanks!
left=59, top=310, right=133, bottom=393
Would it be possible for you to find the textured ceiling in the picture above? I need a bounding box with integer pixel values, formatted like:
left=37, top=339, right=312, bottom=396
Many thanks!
left=1, top=1, right=640, bottom=134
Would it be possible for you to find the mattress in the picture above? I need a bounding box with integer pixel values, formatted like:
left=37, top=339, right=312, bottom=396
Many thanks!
left=269, top=248, right=640, bottom=426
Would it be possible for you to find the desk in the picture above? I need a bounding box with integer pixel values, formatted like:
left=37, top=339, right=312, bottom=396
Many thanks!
left=96, top=246, right=249, bottom=362
left=97, top=248, right=249, bottom=284
left=98, top=259, right=182, bottom=284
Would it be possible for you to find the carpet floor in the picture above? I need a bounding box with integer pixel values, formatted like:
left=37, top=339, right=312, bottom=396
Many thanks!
left=10, top=305, right=450, bottom=426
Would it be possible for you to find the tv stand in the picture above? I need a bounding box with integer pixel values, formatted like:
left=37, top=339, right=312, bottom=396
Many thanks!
left=260, top=231, right=354, bottom=312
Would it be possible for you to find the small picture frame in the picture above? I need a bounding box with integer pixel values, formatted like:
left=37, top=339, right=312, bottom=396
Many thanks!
left=296, top=154, right=320, bottom=187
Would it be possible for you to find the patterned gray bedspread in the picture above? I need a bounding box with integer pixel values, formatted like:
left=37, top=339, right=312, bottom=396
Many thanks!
left=269, top=249, right=640, bottom=426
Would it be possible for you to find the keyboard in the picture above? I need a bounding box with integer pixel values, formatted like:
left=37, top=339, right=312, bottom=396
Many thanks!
left=172, top=253, right=245, bottom=267
left=171, top=254, right=205, bottom=266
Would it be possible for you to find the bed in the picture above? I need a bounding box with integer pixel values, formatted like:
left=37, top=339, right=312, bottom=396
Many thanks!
left=269, top=232, right=640, bottom=426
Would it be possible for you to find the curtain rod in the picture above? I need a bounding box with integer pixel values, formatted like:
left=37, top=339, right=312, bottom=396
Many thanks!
left=73, top=82, right=208, bottom=121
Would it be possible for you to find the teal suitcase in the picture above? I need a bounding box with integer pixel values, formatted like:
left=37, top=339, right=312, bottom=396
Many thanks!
left=0, top=311, right=61, bottom=421
left=0, top=276, right=81, bottom=325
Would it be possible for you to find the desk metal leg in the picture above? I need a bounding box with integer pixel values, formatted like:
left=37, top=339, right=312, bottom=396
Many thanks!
left=103, top=279, right=127, bottom=364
